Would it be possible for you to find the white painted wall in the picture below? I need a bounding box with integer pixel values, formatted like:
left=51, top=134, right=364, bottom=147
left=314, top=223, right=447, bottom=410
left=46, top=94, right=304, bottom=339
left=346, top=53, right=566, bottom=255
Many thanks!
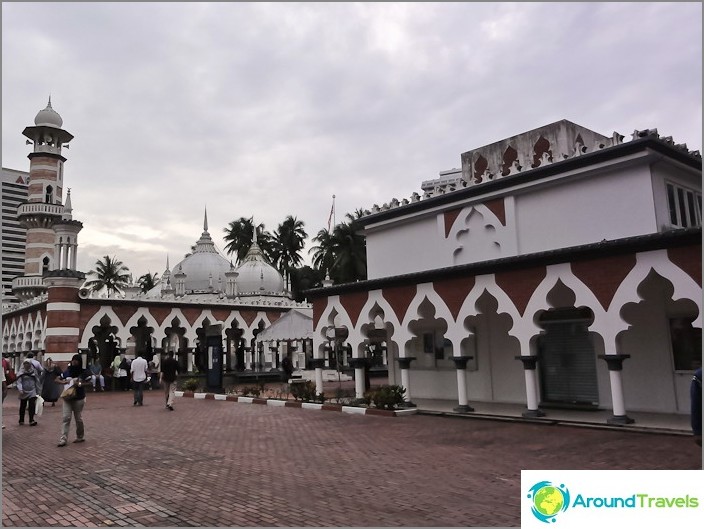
left=365, top=158, right=677, bottom=279
left=515, top=164, right=657, bottom=254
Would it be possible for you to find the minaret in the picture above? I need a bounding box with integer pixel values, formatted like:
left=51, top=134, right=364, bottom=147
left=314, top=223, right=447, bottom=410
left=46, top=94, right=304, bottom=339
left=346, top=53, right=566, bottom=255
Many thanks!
left=12, top=98, right=76, bottom=301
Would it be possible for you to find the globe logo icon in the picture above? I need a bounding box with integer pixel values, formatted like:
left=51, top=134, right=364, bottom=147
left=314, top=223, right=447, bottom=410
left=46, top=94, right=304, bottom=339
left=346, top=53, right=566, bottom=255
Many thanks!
left=527, top=481, right=570, bottom=523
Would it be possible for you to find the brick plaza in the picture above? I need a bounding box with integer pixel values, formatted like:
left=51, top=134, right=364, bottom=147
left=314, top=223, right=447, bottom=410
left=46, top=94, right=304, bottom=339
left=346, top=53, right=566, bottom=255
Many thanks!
left=2, top=390, right=701, bottom=527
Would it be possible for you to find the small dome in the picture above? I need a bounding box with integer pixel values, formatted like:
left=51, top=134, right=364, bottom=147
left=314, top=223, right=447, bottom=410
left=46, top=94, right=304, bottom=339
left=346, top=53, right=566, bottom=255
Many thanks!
left=235, top=241, right=285, bottom=294
left=34, top=98, right=63, bottom=128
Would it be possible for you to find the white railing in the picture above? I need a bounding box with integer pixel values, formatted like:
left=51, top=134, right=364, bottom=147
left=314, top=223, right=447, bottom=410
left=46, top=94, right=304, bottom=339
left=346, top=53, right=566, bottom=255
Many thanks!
left=17, top=203, right=64, bottom=217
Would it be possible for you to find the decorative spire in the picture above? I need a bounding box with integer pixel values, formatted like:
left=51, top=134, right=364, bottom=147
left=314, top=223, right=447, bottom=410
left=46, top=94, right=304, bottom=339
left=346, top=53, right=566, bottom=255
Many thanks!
left=166, top=254, right=170, bottom=272
left=203, top=206, right=208, bottom=232
left=62, top=188, right=73, bottom=220
left=48, top=95, right=52, bottom=108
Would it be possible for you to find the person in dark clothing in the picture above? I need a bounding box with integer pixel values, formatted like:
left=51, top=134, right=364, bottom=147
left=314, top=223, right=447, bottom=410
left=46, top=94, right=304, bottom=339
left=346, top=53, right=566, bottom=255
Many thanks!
left=691, top=367, right=702, bottom=447
left=159, top=351, right=180, bottom=411
left=281, top=354, right=294, bottom=382
left=55, top=354, right=90, bottom=446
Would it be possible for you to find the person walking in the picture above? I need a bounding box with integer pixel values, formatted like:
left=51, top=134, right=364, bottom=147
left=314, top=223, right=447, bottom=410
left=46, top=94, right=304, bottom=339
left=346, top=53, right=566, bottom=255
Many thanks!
left=159, top=351, right=180, bottom=411
left=130, top=352, right=148, bottom=406
left=16, top=359, right=41, bottom=426
left=25, top=352, right=44, bottom=395
left=55, top=354, right=89, bottom=446
left=41, top=357, right=62, bottom=407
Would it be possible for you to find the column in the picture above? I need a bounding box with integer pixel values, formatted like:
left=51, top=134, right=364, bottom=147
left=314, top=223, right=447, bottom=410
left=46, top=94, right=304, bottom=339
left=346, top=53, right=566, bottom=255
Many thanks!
left=397, top=357, right=416, bottom=407
left=515, top=355, right=545, bottom=418
left=599, top=354, right=634, bottom=425
left=349, top=357, right=367, bottom=399
left=309, top=358, right=325, bottom=395
left=451, top=356, right=474, bottom=412
left=70, top=243, right=78, bottom=270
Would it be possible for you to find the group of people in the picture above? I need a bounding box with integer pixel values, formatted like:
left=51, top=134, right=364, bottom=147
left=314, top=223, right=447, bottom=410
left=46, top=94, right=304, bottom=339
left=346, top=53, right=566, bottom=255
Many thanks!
left=1, top=350, right=182, bottom=445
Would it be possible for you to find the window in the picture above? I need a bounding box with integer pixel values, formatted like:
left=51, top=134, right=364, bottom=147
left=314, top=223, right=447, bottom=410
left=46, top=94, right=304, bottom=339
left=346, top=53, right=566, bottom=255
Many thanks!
left=666, top=182, right=702, bottom=228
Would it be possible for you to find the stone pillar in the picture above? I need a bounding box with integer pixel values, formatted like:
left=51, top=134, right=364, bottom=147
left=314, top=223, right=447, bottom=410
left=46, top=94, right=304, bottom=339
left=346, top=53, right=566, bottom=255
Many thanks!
left=451, top=356, right=474, bottom=412
left=515, top=355, right=545, bottom=418
left=349, top=357, right=367, bottom=399
left=397, top=357, right=416, bottom=407
left=599, top=354, right=634, bottom=425
left=309, top=358, right=325, bottom=395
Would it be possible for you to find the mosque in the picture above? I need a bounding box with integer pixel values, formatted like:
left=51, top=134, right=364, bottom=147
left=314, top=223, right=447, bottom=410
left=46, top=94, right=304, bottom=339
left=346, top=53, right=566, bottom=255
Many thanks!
left=305, top=119, right=701, bottom=423
left=1, top=100, right=313, bottom=379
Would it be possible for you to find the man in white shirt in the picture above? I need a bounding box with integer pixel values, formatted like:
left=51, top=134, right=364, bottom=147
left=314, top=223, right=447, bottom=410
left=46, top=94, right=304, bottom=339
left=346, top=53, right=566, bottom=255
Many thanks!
left=130, top=353, right=149, bottom=406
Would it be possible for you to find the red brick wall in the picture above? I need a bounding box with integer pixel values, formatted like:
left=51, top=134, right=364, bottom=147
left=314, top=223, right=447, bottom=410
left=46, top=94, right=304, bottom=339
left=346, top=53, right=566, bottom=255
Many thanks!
left=571, top=254, right=637, bottom=311
left=434, top=276, right=476, bottom=319
left=382, top=284, right=417, bottom=323
left=668, top=245, right=702, bottom=286
left=339, top=291, right=369, bottom=327
left=495, top=266, right=547, bottom=316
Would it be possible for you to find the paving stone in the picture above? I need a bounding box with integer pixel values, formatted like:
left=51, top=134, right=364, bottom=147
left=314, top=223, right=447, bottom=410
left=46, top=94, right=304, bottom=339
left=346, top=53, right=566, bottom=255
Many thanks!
left=2, top=391, right=701, bottom=526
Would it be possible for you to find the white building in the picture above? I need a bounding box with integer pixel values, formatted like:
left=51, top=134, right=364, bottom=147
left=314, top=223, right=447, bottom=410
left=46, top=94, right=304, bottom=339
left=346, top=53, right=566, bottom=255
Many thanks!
left=306, top=119, right=702, bottom=424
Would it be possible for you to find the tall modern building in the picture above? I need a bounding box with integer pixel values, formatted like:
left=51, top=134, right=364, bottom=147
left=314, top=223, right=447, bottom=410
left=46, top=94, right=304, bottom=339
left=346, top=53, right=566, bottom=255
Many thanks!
left=1, top=167, right=29, bottom=305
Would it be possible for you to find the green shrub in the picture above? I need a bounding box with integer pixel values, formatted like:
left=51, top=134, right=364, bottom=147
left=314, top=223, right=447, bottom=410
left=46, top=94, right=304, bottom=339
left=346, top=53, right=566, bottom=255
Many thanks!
left=181, top=378, right=200, bottom=392
left=239, top=385, right=261, bottom=397
left=290, top=380, right=325, bottom=403
left=370, top=385, right=406, bottom=410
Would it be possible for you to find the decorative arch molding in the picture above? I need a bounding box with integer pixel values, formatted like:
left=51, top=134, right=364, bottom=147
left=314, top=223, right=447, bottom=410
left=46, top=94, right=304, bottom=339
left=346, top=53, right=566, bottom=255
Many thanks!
left=355, top=290, right=400, bottom=350
left=571, top=254, right=637, bottom=311
left=456, top=274, right=526, bottom=343
left=448, top=204, right=506, bottom=265
left=495, top=266, right=547, bottom=317
left=124, top=308, right=163, bottom=345
left=402, top=282, right=454, bottom=334
left=611, top=249, right=702, bottom=331
left=79, top=306, right=126, bottom=348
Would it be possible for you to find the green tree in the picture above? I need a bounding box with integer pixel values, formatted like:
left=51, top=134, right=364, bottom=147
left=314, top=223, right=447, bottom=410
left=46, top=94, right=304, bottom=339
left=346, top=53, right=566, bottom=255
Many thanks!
left=309, top=227, right=336, bottom=279
left=223, top=217, right=275, bottom=264
left=331, top=212, right=367, bottom=284
left=309, top=209, right=367, bottom=284
left=290, top=265, right=324, bottom=302
left=271, top=215, right=308, bottom=288
left=84, top=256, right=131, bottom=296
left=137, top=272, right=160, bottom=293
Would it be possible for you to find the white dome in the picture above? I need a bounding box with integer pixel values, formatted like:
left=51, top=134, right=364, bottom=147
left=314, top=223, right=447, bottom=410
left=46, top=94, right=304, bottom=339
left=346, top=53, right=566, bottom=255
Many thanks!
left=235, top=241, right=285, bottom=294
left=174, top=251, right=231, bottom=292
left=34, top=98, right=63, bottom=128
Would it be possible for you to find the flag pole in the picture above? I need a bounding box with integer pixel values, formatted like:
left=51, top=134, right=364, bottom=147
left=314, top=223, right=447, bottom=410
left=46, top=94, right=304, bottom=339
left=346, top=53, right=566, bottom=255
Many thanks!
left=332, top=194, right=336, bottom=231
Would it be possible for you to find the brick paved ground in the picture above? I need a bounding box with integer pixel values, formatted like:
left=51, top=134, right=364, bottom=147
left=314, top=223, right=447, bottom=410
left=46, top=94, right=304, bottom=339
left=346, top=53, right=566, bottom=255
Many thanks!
left=1, top=389, right=701, bottom=527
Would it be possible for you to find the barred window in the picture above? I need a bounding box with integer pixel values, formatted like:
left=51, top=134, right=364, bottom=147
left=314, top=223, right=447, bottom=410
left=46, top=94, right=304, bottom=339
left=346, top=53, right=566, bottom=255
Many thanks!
left=666, top=182, right=702, bottom=228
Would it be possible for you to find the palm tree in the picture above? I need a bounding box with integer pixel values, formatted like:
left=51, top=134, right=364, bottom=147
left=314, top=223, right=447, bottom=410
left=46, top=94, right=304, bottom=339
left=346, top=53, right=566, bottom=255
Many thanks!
left=309, top=210, right=367, bottom=284
left=331, top=212, right=367, bottom=283
left=309, top=227, right=336, bottom=279
left=271, top=216, right=307, bottom=288
left=84, top=256, right=131, bottom=296
left=137, top=272, right=160, bottom=293
left=223, top=217, right=275, bottom=264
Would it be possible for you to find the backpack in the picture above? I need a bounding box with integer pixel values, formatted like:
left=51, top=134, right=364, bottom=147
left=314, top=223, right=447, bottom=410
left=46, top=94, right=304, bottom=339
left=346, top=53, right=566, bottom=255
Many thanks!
left=3, top=359, right=16, bottom=384
left=119, top=358, right=129, bottom=370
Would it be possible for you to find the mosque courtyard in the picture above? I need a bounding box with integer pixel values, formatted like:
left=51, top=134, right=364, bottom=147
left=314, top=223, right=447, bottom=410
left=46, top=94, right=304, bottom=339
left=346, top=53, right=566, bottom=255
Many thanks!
left=2, top=389, right=700, bottom=527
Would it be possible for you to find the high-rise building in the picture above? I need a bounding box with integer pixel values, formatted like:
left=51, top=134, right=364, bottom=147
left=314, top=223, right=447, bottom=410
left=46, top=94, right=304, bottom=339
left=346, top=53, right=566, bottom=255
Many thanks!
left=1, top=167, right=29, bottom=305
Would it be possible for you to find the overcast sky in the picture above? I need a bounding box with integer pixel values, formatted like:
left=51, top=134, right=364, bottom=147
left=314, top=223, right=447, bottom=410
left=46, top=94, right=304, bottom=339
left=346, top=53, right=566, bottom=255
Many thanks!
left=2, top=2, right=701, bottom=279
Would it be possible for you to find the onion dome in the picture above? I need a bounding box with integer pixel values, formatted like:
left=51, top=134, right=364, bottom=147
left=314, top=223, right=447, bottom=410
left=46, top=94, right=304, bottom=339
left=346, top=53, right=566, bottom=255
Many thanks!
left=235, top=239, right=285, bottom=294
left=34, top=97, right=64, bottom=128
